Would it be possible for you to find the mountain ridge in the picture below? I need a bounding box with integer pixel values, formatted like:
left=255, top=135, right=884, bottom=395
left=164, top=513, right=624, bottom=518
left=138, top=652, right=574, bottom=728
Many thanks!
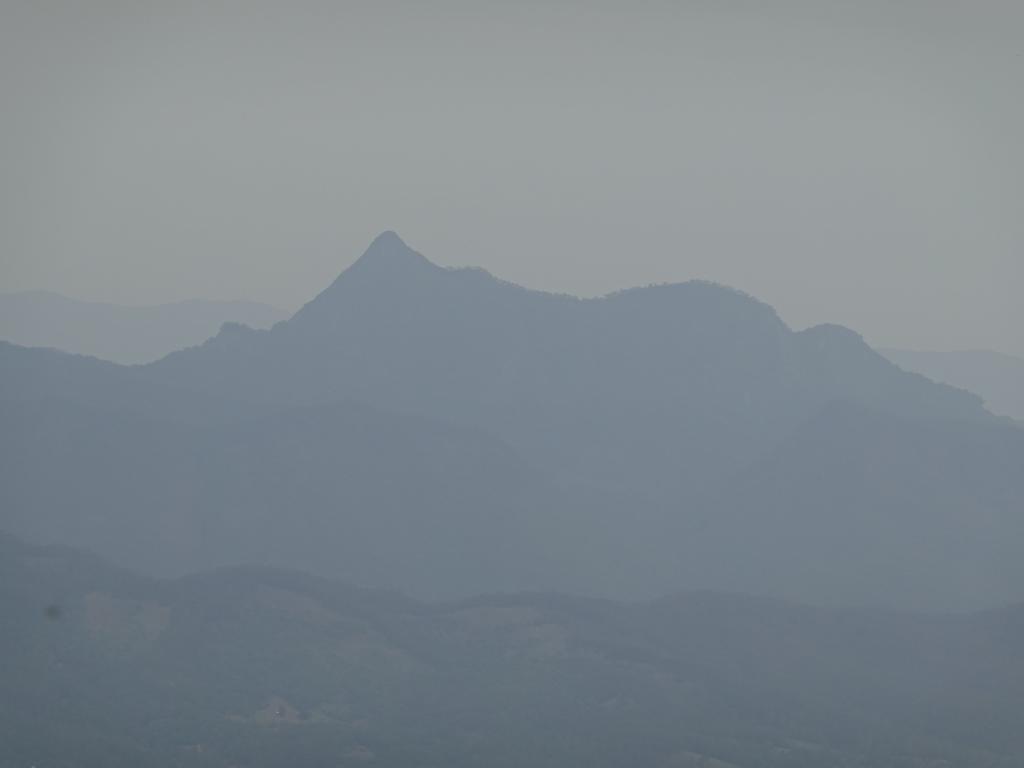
left=882, top=347, right=1024, bottom=422
left=1, top=232, right=1020, bottom=610
left=0, top=290, right=289, bottom=365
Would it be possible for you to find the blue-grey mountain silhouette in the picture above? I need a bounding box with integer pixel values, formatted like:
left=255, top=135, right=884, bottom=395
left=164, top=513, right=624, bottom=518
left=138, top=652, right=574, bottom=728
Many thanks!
left=2, top=232, right=1021, bottom=608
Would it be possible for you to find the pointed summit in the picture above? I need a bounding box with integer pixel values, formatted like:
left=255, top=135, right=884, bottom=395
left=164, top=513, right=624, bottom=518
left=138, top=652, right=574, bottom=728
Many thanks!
left=364, top=229, right=409, bottom=252
left=286, top=231, right=443, bottom=328
left=349, top=230, right=436, bottom=276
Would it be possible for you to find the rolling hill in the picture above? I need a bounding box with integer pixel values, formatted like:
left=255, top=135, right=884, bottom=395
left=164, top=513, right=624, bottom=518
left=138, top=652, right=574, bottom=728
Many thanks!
left=3, top=534, right=1024, bottom=768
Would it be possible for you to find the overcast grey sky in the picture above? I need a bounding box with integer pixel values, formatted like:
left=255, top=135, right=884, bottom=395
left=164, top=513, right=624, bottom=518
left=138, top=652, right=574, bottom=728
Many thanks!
left=1, top=1, right=1021, bottom=355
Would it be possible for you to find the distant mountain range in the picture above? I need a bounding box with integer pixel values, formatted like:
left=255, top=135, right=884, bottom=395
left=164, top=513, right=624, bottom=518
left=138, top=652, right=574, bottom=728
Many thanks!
left=2, top=232, right=1022, bottom=610
left=881, top=347, right=1024, bottom=423
left=0, top=291, right=289, bottom=364
left=4, top=533, right=1024, bottom=768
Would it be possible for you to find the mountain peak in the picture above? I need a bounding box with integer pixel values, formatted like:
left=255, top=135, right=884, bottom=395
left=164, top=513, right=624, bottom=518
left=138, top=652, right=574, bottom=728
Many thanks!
left=285, top=232, right=442, bottom=327
left=350, top=230, right=435, bottom=274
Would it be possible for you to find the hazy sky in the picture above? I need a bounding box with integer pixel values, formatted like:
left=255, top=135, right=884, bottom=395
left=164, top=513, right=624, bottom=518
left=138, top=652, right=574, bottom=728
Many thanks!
left=1, top=1, right=1021, bottom=355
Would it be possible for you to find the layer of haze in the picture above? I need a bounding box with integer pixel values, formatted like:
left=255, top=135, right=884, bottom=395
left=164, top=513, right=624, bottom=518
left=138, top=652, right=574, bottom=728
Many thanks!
left=1, top=0, right=1021, bottom=355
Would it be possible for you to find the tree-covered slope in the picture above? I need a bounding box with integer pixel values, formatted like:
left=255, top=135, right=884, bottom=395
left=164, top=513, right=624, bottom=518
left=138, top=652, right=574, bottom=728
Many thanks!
left=2, top=535, right=1024, bottom=768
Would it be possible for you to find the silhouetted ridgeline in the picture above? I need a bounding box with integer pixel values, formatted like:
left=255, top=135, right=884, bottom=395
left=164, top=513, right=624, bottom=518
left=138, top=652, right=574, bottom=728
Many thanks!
left=0, top=291, right=288, bottom=364
left=2, top=232, right=1022, bottom=610
left=882, top=347, right=1024, bottom=423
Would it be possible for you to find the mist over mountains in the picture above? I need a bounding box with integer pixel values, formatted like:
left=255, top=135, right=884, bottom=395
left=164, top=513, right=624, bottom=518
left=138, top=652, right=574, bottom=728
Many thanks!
left=4, top=0, right=1020, bottom=762
left=2, top=232, right=1022, bottom=610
